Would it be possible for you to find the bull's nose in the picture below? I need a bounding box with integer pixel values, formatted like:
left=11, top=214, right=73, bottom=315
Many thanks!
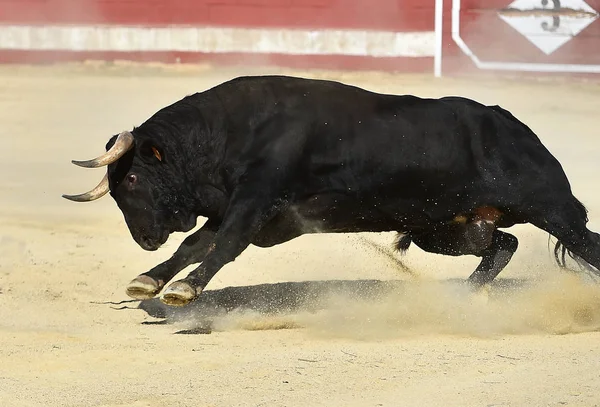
left=139, top=235, right=160, bottom=251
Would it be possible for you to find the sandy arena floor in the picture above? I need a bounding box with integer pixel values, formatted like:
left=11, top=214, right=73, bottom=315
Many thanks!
left=1, top=63, right=600, bottom=407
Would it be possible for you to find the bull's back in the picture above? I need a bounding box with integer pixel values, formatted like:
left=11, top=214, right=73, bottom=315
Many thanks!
left=303, top=88, right=569, bottom=212
left=215, top=77, right=485, bottom=189
left=295, top=92, right=481, bottom=196
left=213, top=76, right=570, bottom=203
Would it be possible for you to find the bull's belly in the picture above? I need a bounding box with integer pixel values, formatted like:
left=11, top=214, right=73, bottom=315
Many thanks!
left=251, top=193, right=427, bottom=248
left=251, top=193, right=520, bottom=248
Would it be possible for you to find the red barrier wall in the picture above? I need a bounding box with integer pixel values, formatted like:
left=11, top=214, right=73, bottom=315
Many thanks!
left=0, top=0, right=434, bottom=31
left=0, top=0, right=436, bottom=72
left=0, top=0, right=599, bottom=75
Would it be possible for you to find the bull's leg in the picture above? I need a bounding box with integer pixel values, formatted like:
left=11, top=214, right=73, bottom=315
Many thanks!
left=467, top=230, right=519, bottom=286
left=159, top=183, right=288, bottom=306
left=158, top=116, right=315, bottom=306
left=410, top=221, right=518, bottom=286
left=125, top=219, right=219, bottom=300
left=411, top=221, right=495, bottom=256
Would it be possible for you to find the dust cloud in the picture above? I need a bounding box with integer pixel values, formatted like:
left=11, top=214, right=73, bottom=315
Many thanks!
left=207, top=273, right=600, bottom=340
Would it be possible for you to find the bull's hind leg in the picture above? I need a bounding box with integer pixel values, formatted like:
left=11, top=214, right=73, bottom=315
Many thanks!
left=467, top=230, right=518, bottom=286
left=125, top=219, right=219, bottom=300
left=409, top=221, right=518, bottom=286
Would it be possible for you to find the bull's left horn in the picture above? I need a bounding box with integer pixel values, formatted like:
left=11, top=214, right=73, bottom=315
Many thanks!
left=62, top=173, right=109, bottom=202
left=72, top=131, right=134, bottom=168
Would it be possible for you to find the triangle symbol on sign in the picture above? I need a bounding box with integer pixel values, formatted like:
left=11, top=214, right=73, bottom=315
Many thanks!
left=499, top=13, right=598, bottom=54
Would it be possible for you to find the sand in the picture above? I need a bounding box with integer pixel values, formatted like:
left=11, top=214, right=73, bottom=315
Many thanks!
left=1, top=62, right=600, bottom=407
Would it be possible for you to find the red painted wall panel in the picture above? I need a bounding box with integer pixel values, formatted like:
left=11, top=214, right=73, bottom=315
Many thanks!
left=206, top=4, right=434, bottom=31
left=0, top=0, right=598, bottom=75
left=0, top=0, right=433, bottom=30
left=0, top=0, right=437, bottom=72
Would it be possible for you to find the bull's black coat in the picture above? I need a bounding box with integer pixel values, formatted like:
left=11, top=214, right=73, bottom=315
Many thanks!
left=82, top=75, right=599, bottom=305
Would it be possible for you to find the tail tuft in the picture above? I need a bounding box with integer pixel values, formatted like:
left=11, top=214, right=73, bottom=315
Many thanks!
left=552, top=196, right=593, bottom=272
left=394, top=233, right=412, bottom=254
left=554, top=240, right=573, bottom=269
left=554, top=240, right=600, bottom=279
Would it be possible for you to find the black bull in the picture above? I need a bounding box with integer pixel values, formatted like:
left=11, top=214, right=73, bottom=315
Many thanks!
left=64, top=75, right=600, bottom=307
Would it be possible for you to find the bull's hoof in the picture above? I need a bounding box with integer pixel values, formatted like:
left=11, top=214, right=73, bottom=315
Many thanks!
left=469, top=284, right=490, bottom=306
left=160, top=281, right=199, bottom=307
left=126, top=275, right=163, bottom=300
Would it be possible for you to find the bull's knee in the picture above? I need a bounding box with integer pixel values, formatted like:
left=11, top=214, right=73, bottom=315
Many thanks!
left=464, top=220, right=496, bottom=254
left=493, top=230, right=519, bottom=254
left=468, top=231, right=519, bottom=286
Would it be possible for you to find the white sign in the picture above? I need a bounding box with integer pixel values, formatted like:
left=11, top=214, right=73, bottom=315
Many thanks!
left=498, top=0, right=599, bottom=54
left=451, top=0, right=600, bottom=74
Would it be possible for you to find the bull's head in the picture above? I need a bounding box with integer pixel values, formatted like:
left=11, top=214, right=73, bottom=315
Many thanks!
left=63, top=131, right=198, bottom=251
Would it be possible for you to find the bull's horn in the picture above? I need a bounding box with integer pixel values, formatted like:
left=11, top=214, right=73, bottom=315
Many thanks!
left=72, top=131, right=134, bottom=168
left=62, top=173, right=109, bottom=202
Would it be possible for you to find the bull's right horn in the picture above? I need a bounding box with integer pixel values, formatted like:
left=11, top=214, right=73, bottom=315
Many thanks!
left=72, top=131, right=134, bottom=168
left=62, top=173, right=109, bottom=202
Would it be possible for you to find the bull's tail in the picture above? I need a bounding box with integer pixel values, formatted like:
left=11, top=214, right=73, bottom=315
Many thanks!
left=553, top=240, right=600, bottom=279
left=554, top=239, right=579, bottom=269
left=394, top=233, right=412, bottom=254
left=551, top=197, right=600, bottom=279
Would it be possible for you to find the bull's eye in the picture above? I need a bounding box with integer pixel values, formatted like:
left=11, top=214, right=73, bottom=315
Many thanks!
left=127, top=174, right=138, bottom=184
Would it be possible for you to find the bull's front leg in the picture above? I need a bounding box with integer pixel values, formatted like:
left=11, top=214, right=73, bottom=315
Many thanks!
left=125, top=218, right=220, bottom=300
left=159, top=187, right=285, bottom=306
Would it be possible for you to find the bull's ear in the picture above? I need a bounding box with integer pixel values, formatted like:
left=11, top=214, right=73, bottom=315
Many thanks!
left=151, top=146, right=162, bottom=162
left=140, top=141, right=165, bottom=164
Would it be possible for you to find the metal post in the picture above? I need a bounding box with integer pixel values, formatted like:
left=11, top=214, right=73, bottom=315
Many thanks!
left=434, top=0, right=444, bottom=77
